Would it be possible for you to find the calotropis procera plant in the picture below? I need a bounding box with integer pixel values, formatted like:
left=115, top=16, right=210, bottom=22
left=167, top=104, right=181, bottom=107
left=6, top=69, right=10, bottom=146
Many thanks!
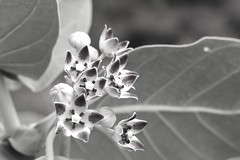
left=50, top=25, right=147, bottom=154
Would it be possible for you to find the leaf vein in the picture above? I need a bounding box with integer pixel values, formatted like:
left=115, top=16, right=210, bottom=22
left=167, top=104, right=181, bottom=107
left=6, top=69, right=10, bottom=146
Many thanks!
left=0, top=0, right=39, bottom=44
left=142, top=129, right=169, bottom=160
left=144, top=44, right=240, bottom=104
left=195, top=113, right=240, bottom=152
left=156, top=112, right=211, bottom=160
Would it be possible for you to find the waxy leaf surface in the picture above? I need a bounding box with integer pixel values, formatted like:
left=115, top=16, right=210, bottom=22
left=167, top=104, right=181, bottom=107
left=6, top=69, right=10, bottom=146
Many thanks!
left=69, top=37, right=240, bottom=160
left=20, top=0, right=92, bottom=91
left=0, top=0, right=59, bottom=79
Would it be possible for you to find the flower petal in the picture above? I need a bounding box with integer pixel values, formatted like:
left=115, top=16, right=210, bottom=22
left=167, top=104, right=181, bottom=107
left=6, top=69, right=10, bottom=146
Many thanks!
left=64, top=51, right=76, bottom=72
left=102, top=37, right=119, bottom=57
left=72, top=126, right=91, bottom=143
left=118, top=40, right=129, bottom=50
left=54, top=102, right=71, bottom=121
left=54, top=103, right=67, bottom=116
left=105, top=86, right=121, bottom=98
left=120, top=74, right=139, bottom=89
left=76, top=45, right=90, bottom=63
left=71, top=94, right=87, bottom=112
left=55, top=121, right=71, bottom=137
left=107, top=59, right=120, bottom=77
left=118, top=143, right=135, bottom=151
left=87, top=110, right=104, bottom=124
left=129, top=136, right=145, bottom=151
left=89, top=46, right=99, bottom=60
left=105, top=27, right=113, bottom=40
left=98, top=107, right=116, bottom=128
left=115, top=48, right=133, bottom=56
left=90, top=60, right=102, bottom=69
left=120, top=92, right=138, bottom=100
left=121, top=69, right=138, bottom=76
left=127, top=119, right=147, bottom=134
left=94, top=77, right=107, bottom=95
left=118, top=53, right=128, bottom=70
left=82, top=67, right=98, bottom=81
left=79, top=109, right=104, bottom=128
left=118, top=112, right=137, bottom=126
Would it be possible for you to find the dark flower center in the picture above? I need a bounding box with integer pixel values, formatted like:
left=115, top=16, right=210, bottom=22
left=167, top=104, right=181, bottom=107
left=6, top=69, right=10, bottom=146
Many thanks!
left=120, top=125, right=132, bottom=144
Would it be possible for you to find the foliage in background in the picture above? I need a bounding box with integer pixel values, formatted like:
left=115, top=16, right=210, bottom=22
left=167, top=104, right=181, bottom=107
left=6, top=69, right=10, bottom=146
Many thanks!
left=0, top=0, right=240, bottom=160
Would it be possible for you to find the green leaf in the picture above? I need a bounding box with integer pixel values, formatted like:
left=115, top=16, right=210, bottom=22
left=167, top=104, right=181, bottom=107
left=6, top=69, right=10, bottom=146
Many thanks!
left=20, top=0, right=92, bottom=92
left=0, top=0, right=59, bottom=80
left=68, top=37, right=240, bottom=160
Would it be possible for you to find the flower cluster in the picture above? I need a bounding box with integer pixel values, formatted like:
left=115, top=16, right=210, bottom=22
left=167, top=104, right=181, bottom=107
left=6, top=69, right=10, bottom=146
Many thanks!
left=50, top=25, right=147, bottom=151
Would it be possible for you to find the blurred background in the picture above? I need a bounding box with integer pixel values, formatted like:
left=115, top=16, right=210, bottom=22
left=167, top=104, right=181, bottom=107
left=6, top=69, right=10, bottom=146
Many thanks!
left=90, top=0, right=240, bottom=47
left=12, top=0, right=240, bottom=121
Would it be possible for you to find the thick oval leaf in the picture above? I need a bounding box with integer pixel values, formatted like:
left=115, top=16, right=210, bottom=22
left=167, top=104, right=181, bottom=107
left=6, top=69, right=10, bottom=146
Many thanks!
left=66, top=37, right=240, bottom=160
left=19, top=0, right=92, bottom=92
left=0, top=0, right=59, bottom=80
left=0, top=141, right=34, bottom=160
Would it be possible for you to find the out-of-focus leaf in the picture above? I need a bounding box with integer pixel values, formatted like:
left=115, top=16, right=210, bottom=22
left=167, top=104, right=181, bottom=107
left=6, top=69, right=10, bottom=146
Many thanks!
left=228, top=157, right=240, bottom=160
left=66, top=37, right=240, bottom=160
left=0, top=140, right=34, bottom=160
left=35, top=155, right=69, bottom=160
left=0, top=0, right=59, bottom=80
left=20, top=0, right=92, bottom=92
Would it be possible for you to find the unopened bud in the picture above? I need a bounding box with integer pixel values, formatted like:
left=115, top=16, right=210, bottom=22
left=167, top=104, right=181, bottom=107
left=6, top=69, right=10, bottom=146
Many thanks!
left=68, top=32, right=91, bottom=51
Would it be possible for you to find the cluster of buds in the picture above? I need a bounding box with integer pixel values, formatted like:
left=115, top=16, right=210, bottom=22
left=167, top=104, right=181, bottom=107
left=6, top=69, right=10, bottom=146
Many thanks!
left=50, top=25, right=147, bottom=151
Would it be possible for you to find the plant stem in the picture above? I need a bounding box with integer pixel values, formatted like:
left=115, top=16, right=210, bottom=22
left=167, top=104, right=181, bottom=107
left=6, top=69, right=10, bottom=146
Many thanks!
left=112, top=104, right=240, bottom=115
left=0, top=73, right=20, bottom=137
left=45, top=126, right=56, bottom=160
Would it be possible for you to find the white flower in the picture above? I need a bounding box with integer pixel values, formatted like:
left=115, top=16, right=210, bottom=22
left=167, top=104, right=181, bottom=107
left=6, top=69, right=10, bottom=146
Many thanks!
left=104, top=53, right=139, bottom=99
left=54, top=94, right=104, bottom=143
left=64, top=46, right=101, bottom=82
left=99, top=25, right=132, bottom=58
left=74, top=67, right=107, bottom=101
left=113, top=112, right=147, bottom=151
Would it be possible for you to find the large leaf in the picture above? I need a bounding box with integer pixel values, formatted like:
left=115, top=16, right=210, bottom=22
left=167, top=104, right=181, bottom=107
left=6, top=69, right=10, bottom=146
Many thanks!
left=67, top=37, right=240, bottom=160
left=0, top=141, right=34, bottom=160
left=19, top=0, right=92, bottom=92
left=0, top=0, right=59, bottom=80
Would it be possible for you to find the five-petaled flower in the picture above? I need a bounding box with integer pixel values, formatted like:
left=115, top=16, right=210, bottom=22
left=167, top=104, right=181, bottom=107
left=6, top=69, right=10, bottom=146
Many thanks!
left=99, top=25, right=132, bottom=58
left=65, top=45, right=101, bottom=82
left=112, top=112, right=147, bottom=151
left=104, top=53, right=139, bottom=99
left=74, top=67, right=107, bottom=101
left=54, top=94, right=104, bottom=143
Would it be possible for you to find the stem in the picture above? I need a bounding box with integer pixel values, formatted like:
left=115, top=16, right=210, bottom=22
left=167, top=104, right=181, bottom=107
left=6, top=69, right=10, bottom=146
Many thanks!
left=45, top=126, right=56, bottom=160
left=59, top=137, right=71, bottom=158
left=112, top=104, right=240, bottom=115
left=0, top=73, right=20, bottom=137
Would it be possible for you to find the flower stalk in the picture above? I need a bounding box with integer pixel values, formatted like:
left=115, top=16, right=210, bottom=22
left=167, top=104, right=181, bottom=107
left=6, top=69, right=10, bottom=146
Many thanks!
left=45, top=126, right=56, bottom=160
left=0, top=73, right=20, bottom=137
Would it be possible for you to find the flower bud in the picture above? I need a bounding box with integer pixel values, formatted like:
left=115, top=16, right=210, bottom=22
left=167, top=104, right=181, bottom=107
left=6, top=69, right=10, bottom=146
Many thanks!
left=50, top=83, right=75, bottom=104
left=98, top=107, right=116, bottom=128
left=68, top=32, right=91, bottom=51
